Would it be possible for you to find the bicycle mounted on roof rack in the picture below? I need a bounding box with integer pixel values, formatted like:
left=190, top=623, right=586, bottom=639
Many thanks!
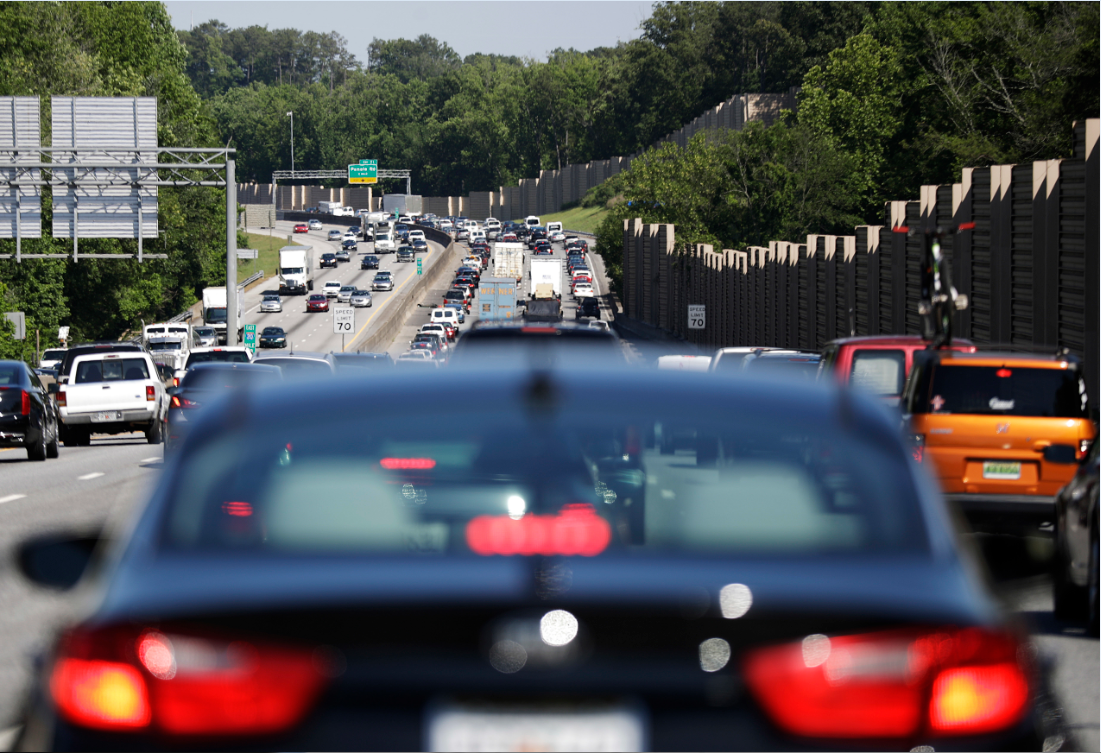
left=892, top=221, right=974, bottom=350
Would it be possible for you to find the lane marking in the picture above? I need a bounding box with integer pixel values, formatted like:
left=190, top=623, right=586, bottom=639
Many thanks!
left=141, top=457, right=160, bottom=463
left=77, top=472, right=104, bottom=480
left=0, top=494, right=26, bottom=504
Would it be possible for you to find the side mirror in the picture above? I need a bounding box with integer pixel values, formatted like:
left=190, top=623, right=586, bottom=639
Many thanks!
left=19, top=531, right=102, bottom=590
left=1043, top=444, right=1078, bottom=464
left=166, top=386, right=178, bottom=397
left=47, top=383, right=59, bottom=395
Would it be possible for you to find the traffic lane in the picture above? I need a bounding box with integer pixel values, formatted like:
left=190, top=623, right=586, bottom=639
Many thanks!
left=249, top=240, right=444, bottom=354
left=0, top=439, right=162, bottom=728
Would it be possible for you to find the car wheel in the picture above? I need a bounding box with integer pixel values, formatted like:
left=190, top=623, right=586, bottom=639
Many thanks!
left=46, top=422, right=60, bottom=458
left=1089, top=522, right=1099, bottom=637
left=146, top=417, right=164, bottom=445
left=26, top=426, right=47, bottom=461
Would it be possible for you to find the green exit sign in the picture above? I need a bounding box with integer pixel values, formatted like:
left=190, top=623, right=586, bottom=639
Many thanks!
left=349, top=161, right=377, bottom=184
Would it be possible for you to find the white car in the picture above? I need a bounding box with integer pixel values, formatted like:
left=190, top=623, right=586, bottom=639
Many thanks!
left=372, top=273, right=394, bottom=291
left=323, top=281, right=342, bottom=298
left=407, top=229, right=426, bottom=242
left=350, top=289, right=373, bottom=308
left=308, top=219, right=323, bottom=230
left=573, top=282, right=594, bottom=298
left=419, top=322, right=451, bottom=342
left=549, top=231, right=566, bottom=243
left=259, top=294, right=282, bottom=313
left=337, top=285, right=356, bottom=303
left=439, top=220, right=453, bottom=231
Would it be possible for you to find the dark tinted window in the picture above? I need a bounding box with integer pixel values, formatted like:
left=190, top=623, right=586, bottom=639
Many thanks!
left=924, top=365, right=1087, bottom=417
left=186, top=351, right=251, bottom=366
left=183, top=368, right=280, bottom=390
left=205, top=309, right=227, bottom=324
left=256, top=358, right=332, bottom=376
left=850, top=349, right=906, bottom=396
left=0, top=365, right=26, bottom=386
left=744, top=356, right=821, bottom=381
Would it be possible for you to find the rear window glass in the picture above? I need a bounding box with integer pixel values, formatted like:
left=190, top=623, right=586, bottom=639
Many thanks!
left=744, top=357, right=820, bottom=381
left=0, top=366, right=25, bottom=385
left=186, top=351, right=250, bottom=366
left=75, top=358, right=149, bottom=383
left=850, top=350, right=906, bottom=396
left=712, top=353, right=751, bottom=373
left=923, top=365, right=1088, bottom=417
left=255, top=358, right=332, bottom=377
left=165, top=404, right=926, bottom=557
left=183, top=368, right=280, bottom=390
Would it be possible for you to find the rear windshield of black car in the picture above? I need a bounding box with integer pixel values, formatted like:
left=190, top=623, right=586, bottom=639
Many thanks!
left=186, top=351, right=251, bottom=366
left=165, top=394, right=928, bottom=556
left=919, top=364, right=1087, bottom=417
left=0, top=365, right=27, bottom=385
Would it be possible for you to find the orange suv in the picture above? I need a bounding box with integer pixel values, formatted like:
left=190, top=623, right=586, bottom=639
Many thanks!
left=903, top=350, right=1095, bottom=534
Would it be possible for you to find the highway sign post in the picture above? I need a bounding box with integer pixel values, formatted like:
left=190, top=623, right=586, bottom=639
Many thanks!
left=348, top=160, right=378, bottom=185
left=334, top=307, right=354, bottom=350
left=243, top=323, right=257, bottom=354
left=688, top=304, right=705, bottom=330
left=417, top=258, right=422, bottom=276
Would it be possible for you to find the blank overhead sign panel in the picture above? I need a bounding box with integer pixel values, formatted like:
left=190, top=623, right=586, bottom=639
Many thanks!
left=0, top=97, right=41, bottom=239
left=51, top=96, right=158, bottom=239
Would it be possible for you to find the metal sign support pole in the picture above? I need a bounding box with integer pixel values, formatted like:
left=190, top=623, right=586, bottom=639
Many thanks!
left=14, top=187, right=20, bottom=262
left=226, top=158, right=238, bottom=346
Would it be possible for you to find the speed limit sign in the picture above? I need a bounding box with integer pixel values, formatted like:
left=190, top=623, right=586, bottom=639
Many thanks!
left=688, top=304, right=705, bottom=330
left=333, top=307, right=355, bottom=334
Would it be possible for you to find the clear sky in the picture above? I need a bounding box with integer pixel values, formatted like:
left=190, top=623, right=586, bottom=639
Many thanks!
left=163, top=1, right=655, bottom=61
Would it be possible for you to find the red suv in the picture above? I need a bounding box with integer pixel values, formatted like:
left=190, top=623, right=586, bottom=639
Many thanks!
left=819, top=335, right=976, bottom=407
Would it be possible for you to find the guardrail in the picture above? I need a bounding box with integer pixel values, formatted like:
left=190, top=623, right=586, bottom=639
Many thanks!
left=240, top=270, right=265, bottom=288
left=166, top=309, right=192, bottom=324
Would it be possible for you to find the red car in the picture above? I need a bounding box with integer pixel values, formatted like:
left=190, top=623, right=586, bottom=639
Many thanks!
left=306, top=294, right=329, bottom=312
left=293, top=223, right=308, bottom=234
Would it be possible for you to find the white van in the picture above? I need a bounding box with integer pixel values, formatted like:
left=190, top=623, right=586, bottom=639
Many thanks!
left=484, top=218, right=501, bottom=231
left=469, top=228, right=486, bottom=244
left=431, top=308, right=461, bottom=328
left=546, top=221, right=563, bottom=234
left=525, top=216, right=541, bottom=228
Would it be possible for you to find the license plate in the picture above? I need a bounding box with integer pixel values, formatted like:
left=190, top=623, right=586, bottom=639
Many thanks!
left=91, top=411, right=121, bottom=423
left=426, top=701, right=645, bottom=752
left=983, top=461, right=1021, bottom=480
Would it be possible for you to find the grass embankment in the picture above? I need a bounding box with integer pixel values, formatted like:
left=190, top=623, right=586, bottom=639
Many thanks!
left=538, top=205, right=608, bottom=235
left=238, top=233, right=302, bottom=285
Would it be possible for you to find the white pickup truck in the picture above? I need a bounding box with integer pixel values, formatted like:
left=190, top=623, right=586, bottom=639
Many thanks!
left=56, top=351, right=168, bottom=446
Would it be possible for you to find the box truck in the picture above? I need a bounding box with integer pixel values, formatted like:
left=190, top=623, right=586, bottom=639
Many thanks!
left=529, top=258, right=564, bottom=299
left=201, top=287, right=243, bottom=344
left=278, top=245, right=315, bottom=295
left=478, top=277, right=518, bottom=320
left=492, top=242, right=524, bottom=283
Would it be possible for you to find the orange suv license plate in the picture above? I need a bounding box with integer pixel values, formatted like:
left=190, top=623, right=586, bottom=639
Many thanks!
left=983, top=461, right=1021, bottom=480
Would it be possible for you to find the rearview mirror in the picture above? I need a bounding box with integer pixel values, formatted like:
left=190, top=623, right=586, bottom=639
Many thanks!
left=1043, top=444, right=1078, bottom=464
left=19, top=531, right=102, bottom=590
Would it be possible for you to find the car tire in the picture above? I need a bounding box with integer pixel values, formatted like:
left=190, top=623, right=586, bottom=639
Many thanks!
left=46, top=422, right=60, bottom=458
left=146, top=417, right=164, bottom=445
left=26, top=426, right=47, bottom=461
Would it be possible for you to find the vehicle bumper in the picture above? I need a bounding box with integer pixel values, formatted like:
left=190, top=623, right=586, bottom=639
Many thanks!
left=945, top=493, right=1056, bottom=534
left=0, top=415, right=31, bottom=446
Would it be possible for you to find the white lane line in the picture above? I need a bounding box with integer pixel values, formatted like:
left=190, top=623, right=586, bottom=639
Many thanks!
left=0, top=494, right=27, bottom=504
left=77, top=472, right=104, bottom=480
left=141, top=457, right=160, bottom=463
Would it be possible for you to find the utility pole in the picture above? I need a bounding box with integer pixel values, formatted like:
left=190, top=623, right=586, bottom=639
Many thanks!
left=286, top=111, right=294, bottom=172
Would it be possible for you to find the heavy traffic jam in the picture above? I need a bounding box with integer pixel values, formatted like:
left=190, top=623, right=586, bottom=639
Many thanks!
left=0, top=212, right=1095, bottom=752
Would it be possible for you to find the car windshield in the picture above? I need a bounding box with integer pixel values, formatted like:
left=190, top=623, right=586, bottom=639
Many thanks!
left=164, top=384, right=926, bottom=557
left=281, top=267, right=304, bottom=275
left=256, top=358, right=332, bottom=377
left=42, top=349, right=66, bottom=361
left=923, top=364, right=1087, bottom=417
left=205, top=309, right=227, bottom=324
left=148, top=341, right=182, bottom=351
left=262, top=328, right=283, bottom=336
left=744, top=357, right=820, bottom=380
left=263, top=296, right=279, bottom=302
left=183, top=368, right=280, bottom=390
left=186, top=351, right=250, bottom=365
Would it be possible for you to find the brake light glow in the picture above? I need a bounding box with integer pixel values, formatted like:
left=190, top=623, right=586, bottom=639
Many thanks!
left=466, top=503, right=612, bottom=557
left=170, top=395, right=180, bottom=408
left=50, top=626, right=328, bottom=736
left=911, top=434, right=925, bottom=464
left=743, top=626, right=1031, bottom=740
left=21, top=389, right=31, bottom=415
left=996, top=368, right=1012, bottom=378
left=222, top=500, right=253, bottom=517
left=380, top=457, right=437, bottom=470
left=51, top=658, right=151, bottom=729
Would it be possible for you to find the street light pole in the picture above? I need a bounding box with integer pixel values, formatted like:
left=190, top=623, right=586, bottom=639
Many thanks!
left=286, top=111, right=294, bottom=173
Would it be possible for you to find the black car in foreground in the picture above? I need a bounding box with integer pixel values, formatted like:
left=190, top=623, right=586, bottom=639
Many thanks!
left=0, top=359, right=59, bottom=460
left=15, top=366, right=1065, bottom=751
left=164, top=362, right=281, bottom=454
left=1053, top=438, right=1099, bottom=635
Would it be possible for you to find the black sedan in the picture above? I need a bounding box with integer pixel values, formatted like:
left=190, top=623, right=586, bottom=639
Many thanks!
left=320, top=253, right=338, bottom=269
left=164, top=362, right=282, bottom=454
left=14, top=367, right=1063, bottom=750
left=361, top=255, right=380, bottom=270
left=259, top=326, right=287, bottom=349
left=0, top=359, right=59, bottom=460
left=1053, top=438, right=1099, bottom=635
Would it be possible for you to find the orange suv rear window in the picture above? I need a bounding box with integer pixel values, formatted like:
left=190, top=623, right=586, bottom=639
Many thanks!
left=916, top=365, right=1086, bottom=418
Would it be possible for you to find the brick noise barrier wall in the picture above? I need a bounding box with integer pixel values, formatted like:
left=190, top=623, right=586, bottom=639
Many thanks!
left=620, top=119, right=1100, bottom=411
left=354, top=226, right=458, bottom=354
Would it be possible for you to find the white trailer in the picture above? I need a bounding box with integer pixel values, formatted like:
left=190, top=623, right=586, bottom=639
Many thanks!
left=202, top=287, right=244, bottom=344
left=492, top=242, right=524, bottom=283
left=278, top=245, right=315, bottom=295
left=529, top=258, right=564, bottom=299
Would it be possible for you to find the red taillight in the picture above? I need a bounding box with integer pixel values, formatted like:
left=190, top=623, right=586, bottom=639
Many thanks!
left=173, top=377, right=179, bottom=388
left=170, top=395, right=181, bottom=408
left=911, top=434, right=925, bottom=464
left=466, top=503, right=611, bottom=557
left=996, top=368, right=1012, bottom=378
left=21, top=389, right=31, bottom=415
left=49, top=626, right=327, bottom=736
left=146, top=385, right=155, bottom=402
left=57, top=390, right=67, bottom=408
left=743, top=626, right=1031, bottom=740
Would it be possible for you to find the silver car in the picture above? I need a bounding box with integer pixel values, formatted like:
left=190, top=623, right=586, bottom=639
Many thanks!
left=327, top=229, right=342, bottom=241
left=192, top=326, right=218, bottom=347
left=350, top=289, right=373, bottom=308
left=337, top=285, right=356, bottom=303
left=259, top=294, right=282, bottom=313
left=372, top=273, right=394, bottom=291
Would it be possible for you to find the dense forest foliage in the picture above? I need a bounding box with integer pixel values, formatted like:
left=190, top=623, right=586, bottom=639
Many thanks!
left=0, top=1, right=1097, bottom=355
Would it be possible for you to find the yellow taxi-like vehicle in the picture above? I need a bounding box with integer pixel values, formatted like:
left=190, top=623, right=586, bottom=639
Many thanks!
left=902, top=350, right=1095, bottom=534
